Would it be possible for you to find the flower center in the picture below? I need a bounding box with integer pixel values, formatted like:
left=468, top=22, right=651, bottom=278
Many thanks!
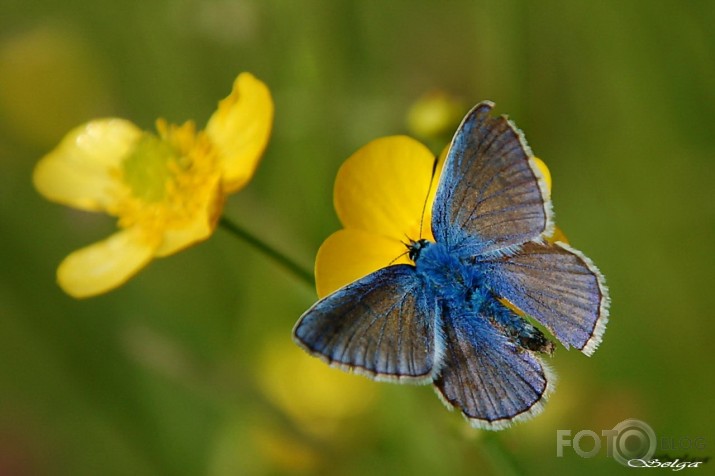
left=114, top=120, right=222, bottom=240
left=121, top=132, right=177, bottom=203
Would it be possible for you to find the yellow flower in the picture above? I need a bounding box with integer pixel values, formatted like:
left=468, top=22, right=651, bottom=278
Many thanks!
left=33, top=73, right=273, bottom=298
left=315, top=136, right=554, bottom=298
left=258, top=336, right=378, bottom=439
left=406, top=90, right=465, bottom=142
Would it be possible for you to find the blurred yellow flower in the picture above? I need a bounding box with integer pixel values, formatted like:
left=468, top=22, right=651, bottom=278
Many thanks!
left=316, top=135, right=553, bottom=299
left=406, top=90, right=465, bottom=142
left=33, top=73, right=273, bottom=298
left=258, top=337, right=378, bottom=439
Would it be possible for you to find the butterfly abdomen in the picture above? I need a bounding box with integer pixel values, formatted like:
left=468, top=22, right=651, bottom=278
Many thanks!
left=485, top=298, right=556, bottom=355
left=410, top=240, right=554, bottom=355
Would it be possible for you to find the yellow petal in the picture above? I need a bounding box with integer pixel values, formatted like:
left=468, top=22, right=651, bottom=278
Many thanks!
left=154, top=176, right=224, bottom=257
left=421, top=144, right=448, bottom=238
left=334, top=136, right=437, bottom=242
left=532, top=157, right=551, bottom=195
left=315, top=229, right=411, bottom=298
left=57, top=228, right=158, bottom=298
left=546, top=226, right=569, bottom=244
left=154, top=215, right=213, bottom=258
left=499, top=297, right=525, bottom=316
left=205, top=73, right=274, bottom=193
left=33, top=119, right=141, bottom=212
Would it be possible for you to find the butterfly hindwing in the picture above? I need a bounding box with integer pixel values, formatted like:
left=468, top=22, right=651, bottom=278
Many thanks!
left=432, top=101, right=552, bottom=255
left=481, top=241, right=609, bottom=355
left=434, top=303, right=552, bottom=429
left=293, top=264, right=440, bottom=382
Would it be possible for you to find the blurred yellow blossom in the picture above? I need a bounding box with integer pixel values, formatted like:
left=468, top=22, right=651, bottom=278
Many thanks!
left=406, top=90, right=465, bottom=142
left=258, top=337, right=378, bottom=438
left=33, top=73, right=273, bottom=298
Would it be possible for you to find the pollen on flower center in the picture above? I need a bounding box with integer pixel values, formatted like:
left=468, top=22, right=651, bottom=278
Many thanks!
left=121, top=132, right=176, bottom=203
left=114, top=119, right=222, bottom=236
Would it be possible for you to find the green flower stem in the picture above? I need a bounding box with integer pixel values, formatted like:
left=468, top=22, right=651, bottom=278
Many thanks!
left=219, top=216, right=314, bottom=287
left=220, top=215, right=521, bottom=476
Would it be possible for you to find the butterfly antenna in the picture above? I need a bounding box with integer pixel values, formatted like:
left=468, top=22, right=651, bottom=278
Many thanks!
left=401, top=233, right=414, bottom=246
left=418, top=155, right=441, bottom=239
left=388, top=249, right=410, bottom=266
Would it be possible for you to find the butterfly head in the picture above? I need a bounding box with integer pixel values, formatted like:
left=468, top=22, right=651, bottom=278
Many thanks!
left=407, top=238, right=431, bottom=263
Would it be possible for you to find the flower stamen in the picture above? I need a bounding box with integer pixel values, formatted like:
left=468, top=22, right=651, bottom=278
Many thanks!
left=115, top=120, right=221, bottom=242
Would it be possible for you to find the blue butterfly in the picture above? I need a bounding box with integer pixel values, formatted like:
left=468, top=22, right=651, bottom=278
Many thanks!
left=293, top=101, right=609, bottom=429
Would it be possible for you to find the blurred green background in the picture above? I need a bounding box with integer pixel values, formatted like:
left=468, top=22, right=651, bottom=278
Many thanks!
left=1, top=1, right=713, bottom=475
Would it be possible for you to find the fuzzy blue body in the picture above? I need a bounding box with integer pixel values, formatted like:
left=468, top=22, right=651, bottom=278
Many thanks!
left=413, top=240, right=487, bottom=309
left=412, top=239, right=552, bottom=355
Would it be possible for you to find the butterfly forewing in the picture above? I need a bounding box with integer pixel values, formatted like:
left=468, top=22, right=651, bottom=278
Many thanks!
left=432, top=101, right=552, bottom=255
left=293, top=264, right=440, bottom=382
